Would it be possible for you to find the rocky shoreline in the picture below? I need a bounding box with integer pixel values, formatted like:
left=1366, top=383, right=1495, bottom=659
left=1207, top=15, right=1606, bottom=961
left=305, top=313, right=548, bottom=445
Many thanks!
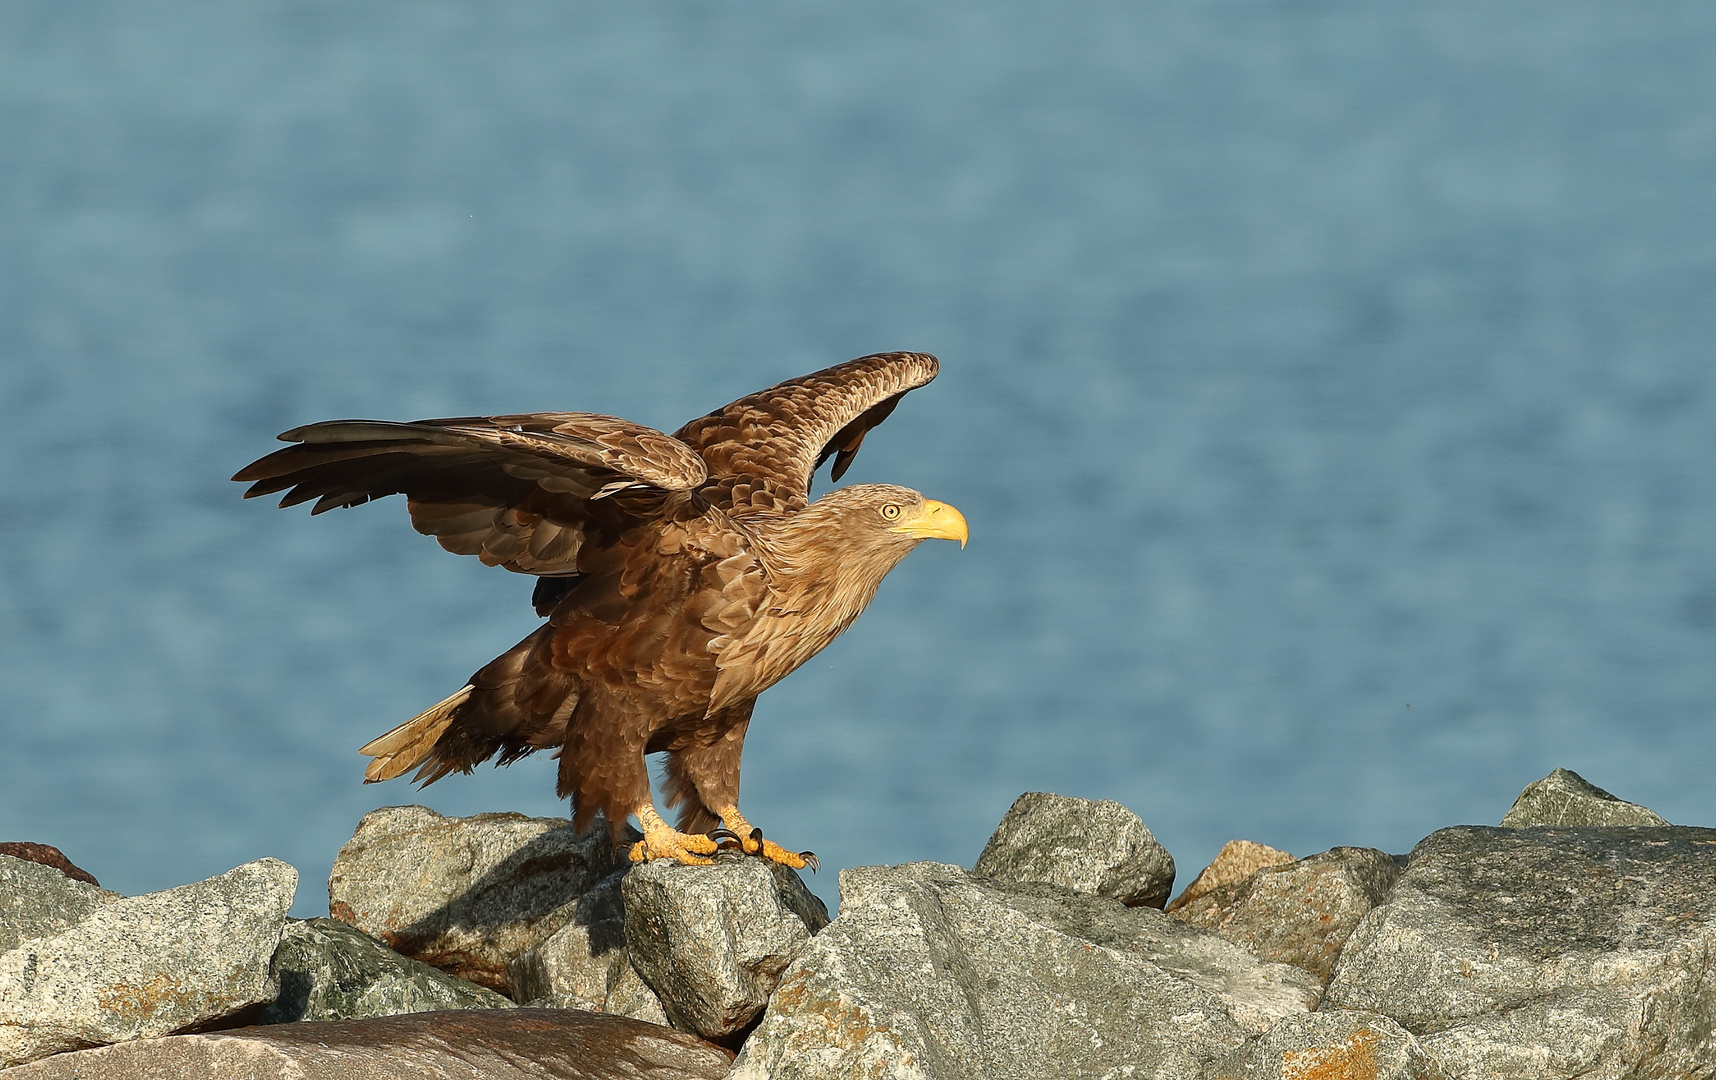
left=3, top=768, right=1712, bottom=1078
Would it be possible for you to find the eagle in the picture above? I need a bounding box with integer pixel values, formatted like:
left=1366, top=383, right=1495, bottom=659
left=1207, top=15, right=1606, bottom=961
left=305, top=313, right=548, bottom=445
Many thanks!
left=234, top=352, right=966, bottom=868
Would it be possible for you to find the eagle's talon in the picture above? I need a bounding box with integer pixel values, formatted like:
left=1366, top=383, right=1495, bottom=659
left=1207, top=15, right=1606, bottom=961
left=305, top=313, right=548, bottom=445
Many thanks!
left=707, top=827, right=744, bottom=851
left=747, top=836, right=812, bottom=871
left=629, top=828, right=719, bottom=866
left=800, top=850, right=819, bottom=872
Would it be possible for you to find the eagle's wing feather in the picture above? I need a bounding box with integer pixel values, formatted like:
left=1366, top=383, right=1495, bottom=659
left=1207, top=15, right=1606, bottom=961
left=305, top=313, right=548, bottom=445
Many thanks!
left=673, top=352, right=938, bottom=511
left=233, top=412, right=707, bottom=575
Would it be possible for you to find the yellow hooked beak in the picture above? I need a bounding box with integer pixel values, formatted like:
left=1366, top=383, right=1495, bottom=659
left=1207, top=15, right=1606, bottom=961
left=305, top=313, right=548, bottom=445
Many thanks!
left=890, top=499, right=969, bottom=548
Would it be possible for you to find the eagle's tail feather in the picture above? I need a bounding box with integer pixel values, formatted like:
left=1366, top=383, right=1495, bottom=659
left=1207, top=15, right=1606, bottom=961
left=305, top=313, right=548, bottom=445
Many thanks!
left=360, top=685, right=473, bottom=783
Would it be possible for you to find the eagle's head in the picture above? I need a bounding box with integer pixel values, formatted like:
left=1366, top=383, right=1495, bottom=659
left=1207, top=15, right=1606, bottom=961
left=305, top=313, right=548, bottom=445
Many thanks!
left=757, top=483, right=967, bottom=597
left=818, top=483, right=968, bottom=550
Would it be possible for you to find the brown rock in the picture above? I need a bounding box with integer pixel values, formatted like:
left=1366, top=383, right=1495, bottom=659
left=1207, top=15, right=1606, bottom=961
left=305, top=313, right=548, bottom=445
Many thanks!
left=1166, top=840, right=1293, bottom=912
left=1169, top=847, right=1401, bottom=982
left=0, top=1008, right=732, bottom=1079
left=0, top=844, right=99, bottom=888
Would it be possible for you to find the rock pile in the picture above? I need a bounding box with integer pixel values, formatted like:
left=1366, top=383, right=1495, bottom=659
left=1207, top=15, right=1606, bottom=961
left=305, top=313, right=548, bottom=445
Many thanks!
left=3, top=767, right=1712, bottom=1079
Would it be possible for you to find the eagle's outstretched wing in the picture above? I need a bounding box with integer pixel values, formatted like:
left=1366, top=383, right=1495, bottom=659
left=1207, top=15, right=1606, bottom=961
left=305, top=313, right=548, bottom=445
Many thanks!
left=233, top=412, right=707, bottom=575
left=674, top=351, right=939, bottom=513
left=233, top=351, right=938, bottom=569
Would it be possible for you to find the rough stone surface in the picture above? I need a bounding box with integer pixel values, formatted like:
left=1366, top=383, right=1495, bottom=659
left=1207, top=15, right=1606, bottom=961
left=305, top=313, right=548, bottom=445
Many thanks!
left=0, top=855, right=118, bottom=955
left=622, top=855, right=828, bottom=1039
left=0, top=1008, right=733, bottom=1079
left=730, top=862, right=1321, bottom=1080
left=1499, top=767, right=1671, bottom=828
left=973, top=791, right=1177, bottom=908
left=508, top=872, right=669, bottom=1026
left=328, top=805, right=631, bottom=994
left=259, top=917, right=515, bottom=1024
left=1168, top=840, right=1296, bottom=913
left=1326, top=825, right=1716, bottom=1078
left=1204, top=1010, right=1443, bottom=1080
left=0, top=844, right=100, bottom=887
left=0, top=858, right=296, bottom=1068
left=1171, top=847, right=1400, bottom=982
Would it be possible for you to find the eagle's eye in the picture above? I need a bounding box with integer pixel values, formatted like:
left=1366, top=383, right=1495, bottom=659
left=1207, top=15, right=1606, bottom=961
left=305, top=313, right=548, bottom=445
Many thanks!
left=880, top=503, right=903, bottom=521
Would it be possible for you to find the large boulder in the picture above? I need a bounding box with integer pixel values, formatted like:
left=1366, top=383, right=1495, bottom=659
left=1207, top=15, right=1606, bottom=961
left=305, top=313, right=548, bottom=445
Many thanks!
left=1203, top=1010, right=1442, bottom=1080
left=259, top=918, right=515, bottom=1023
left=1167, top=840, right=1295, bottom=913
left=974, top=792, right=1176, bottom=908
left=0, top=1008, right=733, bottom=1080
left=730, top=862, right=1321, bottom=1080
left=327, top=805, right=630, bottom=994
left=507, top=871, right=670, bottom=1026
left=1170, top=846, right=1400, bottom=982
left=622, top=855, right=829, bottom=1040
left=0, top=854, right=118, bottom=955
left=0, top=858, right=297, bottom=1068
left=1326, top=825, right=1716, bottom=1078
left=1499, top=767, right=1671, bottom=828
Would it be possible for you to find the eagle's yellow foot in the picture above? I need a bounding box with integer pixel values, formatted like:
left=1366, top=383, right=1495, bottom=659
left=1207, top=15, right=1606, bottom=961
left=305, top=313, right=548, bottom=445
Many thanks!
left=710, top=807, right=818, bottom=871
left=740, top=827, right=818, bottom=872
left=628, top=809, right=720, bottom=865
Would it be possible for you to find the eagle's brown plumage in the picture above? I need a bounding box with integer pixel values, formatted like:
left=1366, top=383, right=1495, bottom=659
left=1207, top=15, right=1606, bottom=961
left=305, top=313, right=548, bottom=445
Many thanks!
left=235, top=352, right=966, bottom=867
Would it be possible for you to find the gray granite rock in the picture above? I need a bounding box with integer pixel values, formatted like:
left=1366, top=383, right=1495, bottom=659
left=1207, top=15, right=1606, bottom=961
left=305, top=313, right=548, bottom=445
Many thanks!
left=0, top=1008, right=733, bottom=1079
left=0, top=858, right=297, bottom=1068
left=259, top=917, right=515, bottom=1023
left=0, top=854, right=119, bottom=955
left=730, top=862, right=1321, bottom=1080
left=507, top=871, right=669, bottom=1026
left=974, top=791, right=1177, bottom=908
left=1326, top=825, right=1716, bottom=1078
left=1203, top=1010, right=1443, bottom=1080
left=622, top=855, right=828, bottom=1039
left=328, top=805, right=630, bottom=994
left=1499, top=767, right=1670, bottom=828
left=1171, top=846, right=1400, bottom=982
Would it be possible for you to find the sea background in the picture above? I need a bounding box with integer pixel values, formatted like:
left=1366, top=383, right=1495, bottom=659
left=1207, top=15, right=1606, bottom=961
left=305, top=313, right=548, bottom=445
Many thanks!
left=4, top=3, right=1715, bottom=917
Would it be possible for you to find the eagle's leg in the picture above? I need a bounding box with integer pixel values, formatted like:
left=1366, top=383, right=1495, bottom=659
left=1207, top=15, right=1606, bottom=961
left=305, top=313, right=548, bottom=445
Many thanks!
left=628, top=803, right=720, bottom=866
left=659, top=702, right=816, bottom=871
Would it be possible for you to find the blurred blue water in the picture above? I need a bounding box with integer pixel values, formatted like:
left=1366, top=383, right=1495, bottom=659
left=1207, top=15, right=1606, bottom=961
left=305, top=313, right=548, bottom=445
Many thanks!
left=3, top=3, right=1715, bottom=916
